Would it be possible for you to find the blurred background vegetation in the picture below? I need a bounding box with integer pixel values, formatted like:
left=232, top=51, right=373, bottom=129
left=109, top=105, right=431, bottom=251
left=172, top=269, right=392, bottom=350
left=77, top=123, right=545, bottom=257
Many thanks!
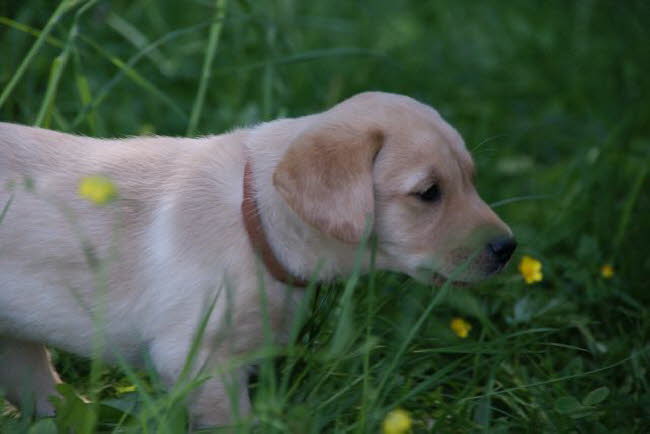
left=1, top=0, right=649, bottom=432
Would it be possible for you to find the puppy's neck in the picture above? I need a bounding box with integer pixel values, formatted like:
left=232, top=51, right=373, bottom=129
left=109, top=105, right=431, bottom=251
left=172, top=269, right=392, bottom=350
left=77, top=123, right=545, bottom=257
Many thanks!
left=241, top=159, right=309, bottom=287
left=244, top=119, right=369, bottom=283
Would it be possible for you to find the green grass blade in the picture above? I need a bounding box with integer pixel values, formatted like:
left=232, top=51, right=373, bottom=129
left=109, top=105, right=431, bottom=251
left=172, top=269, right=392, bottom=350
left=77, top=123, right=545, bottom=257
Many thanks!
left=0, top=0, right=78, bottom=110
left=612, top=156, right=648, bottom=259
left=106, top=11, right=173, bottom=76
left=186, top=0, right=228, bottom=136
left=0, top=193, right=14, bottom=225
left=0, top=16, right=64, bottom=48
left=34, top=0, right=100, bottom=127
left=34, top=53, right=69, bottom=127
left=72, top=23, right=210, bottom=128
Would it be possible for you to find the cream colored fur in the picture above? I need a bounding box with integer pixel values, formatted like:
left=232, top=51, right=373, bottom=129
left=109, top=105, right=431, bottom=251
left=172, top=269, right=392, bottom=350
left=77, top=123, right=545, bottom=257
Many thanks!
left=0, top=92, right=512, bottom=427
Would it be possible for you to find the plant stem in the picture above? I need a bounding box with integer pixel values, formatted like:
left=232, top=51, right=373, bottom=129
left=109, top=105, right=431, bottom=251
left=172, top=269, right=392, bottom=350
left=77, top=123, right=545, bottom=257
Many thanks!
left=186, top=0, right=228, bottom=136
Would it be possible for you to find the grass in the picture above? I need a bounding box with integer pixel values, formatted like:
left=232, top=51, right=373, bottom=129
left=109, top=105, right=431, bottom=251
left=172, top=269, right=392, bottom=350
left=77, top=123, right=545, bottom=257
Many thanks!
left=1, top=0, right=649, bottom=432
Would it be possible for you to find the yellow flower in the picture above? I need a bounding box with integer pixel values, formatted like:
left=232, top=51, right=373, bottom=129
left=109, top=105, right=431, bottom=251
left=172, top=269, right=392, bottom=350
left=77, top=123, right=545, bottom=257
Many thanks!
left=450, top=317, right=472, bottom=339
left=518, top=255, right=543, bottom=284
left=78, top=176, right=118, bottom=205
left=382, top=408, right=412, bottom=434
left=600, top=264, right=614, bottom=279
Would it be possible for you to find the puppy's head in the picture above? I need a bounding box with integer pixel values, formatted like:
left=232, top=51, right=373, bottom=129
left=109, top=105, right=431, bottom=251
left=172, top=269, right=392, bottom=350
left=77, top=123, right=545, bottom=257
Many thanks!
left=273, top=92, right=515, bottom=284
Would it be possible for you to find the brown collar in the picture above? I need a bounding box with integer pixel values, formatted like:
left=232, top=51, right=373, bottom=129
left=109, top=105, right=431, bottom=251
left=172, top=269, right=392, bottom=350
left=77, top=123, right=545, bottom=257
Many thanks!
left=241, top=160, right=308, bottom=287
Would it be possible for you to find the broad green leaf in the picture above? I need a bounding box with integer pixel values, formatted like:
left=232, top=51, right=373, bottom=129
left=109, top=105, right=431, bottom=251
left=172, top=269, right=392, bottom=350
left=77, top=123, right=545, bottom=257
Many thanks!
left=52, top=383, right=96, bottom=434
left=554, top=396, right=583, bottom=414
left=27, top=419, right=57, bottom=434
left=583, top=386, right=609, bottom=406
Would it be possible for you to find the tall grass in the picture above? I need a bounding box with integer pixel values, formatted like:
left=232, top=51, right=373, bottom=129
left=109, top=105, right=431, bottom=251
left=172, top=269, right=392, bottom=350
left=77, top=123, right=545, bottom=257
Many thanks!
left=1, top=0, right=649, bottom=432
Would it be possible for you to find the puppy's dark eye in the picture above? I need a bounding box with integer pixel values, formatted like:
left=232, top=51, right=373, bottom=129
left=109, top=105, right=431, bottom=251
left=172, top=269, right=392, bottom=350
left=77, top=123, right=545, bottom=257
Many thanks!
left=416, top=184, right=441, bottom=202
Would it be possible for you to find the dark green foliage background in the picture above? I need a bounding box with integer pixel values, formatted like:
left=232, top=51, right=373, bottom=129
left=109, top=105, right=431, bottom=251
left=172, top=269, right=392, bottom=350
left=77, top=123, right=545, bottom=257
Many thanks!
left=1, top=0, right=649, bottom=432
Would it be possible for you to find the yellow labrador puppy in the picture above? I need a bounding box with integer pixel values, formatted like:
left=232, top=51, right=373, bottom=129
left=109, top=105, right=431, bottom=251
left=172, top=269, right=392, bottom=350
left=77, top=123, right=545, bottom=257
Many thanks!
left=0, top=92, right=515, bottom=426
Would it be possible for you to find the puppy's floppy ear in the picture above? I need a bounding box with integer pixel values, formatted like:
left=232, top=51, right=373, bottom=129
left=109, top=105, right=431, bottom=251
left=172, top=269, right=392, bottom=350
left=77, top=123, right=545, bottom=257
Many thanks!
left=273, top=123, right=384, bottom=243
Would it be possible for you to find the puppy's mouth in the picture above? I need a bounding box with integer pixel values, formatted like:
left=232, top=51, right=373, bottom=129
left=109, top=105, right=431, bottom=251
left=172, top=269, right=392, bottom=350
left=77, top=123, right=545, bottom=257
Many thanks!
left=430, top=272, right=471, bottom=288
left=418, top=263, right=506, bottom=287
left=415, top=267, right=471, bottom=288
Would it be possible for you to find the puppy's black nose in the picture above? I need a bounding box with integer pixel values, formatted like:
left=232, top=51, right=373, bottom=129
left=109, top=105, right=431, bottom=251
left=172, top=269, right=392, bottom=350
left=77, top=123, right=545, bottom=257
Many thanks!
left=487, top=237, right=517, bottom=264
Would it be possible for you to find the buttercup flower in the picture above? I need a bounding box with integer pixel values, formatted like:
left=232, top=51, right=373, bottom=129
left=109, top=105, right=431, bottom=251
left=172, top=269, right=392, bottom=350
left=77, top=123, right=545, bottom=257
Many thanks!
left=79, top=176, right=118, bottom=205
left=518, top=255, right=543, bottom=284
left=450, top=317, right=472, bottom=339
left=382, top=408, right=412, bottom=434
left=600, top=264, right=614, bottom=279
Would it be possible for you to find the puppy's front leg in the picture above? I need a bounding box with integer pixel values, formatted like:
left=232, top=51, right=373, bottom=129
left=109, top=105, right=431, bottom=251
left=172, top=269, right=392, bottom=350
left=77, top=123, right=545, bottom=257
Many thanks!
left=150, top=338, right=251, bottom=428
left=0, top=337, right=62, bottom=416
left=189, top=367, right=251, bottom=428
